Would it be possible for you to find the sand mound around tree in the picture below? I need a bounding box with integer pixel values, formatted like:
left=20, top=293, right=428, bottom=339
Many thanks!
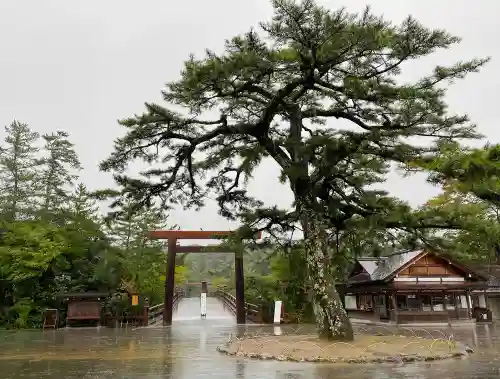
left=217, top=333, right=473, bottom=363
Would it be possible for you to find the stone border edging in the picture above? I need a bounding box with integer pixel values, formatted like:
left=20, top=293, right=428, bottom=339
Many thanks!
left=216, top=338, right=474, bottom=364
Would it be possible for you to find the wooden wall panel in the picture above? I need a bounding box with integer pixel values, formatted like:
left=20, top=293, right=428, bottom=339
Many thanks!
left=397, top=253, right=466, bottom=278
left=425, top=255, right=442, bottom=265
left=409, top=266, right=428, bottom=275
left=428, top=265, right=448, bottom=275
left=399, top=268, right=410, bottom=276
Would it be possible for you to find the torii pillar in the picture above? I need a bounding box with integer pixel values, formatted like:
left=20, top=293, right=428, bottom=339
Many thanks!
left=148, top=230, right=261, bottom=326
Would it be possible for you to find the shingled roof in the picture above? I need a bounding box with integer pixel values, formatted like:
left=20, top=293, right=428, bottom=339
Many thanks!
left=350, top=250, right=423, bottom=284
left=350, top=249, right=488, bottom=285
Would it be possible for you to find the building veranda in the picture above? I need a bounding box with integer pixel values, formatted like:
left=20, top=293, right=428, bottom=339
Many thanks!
left=343, top=250, right=496, bottom=325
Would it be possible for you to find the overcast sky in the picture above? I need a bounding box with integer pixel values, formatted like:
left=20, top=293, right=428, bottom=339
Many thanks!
left=0, top=0, right=498, bottom=232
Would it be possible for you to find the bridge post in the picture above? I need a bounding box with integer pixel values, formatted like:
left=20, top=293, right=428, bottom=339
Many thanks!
left=235, top=249, right=245, bottom=324
left=143, top=298, right=149, bottom=326
left=163, top=238, right=177, bottom=326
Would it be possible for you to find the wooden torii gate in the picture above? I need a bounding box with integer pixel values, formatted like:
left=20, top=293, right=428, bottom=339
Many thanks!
left=148, top=230, right=261, bottom=325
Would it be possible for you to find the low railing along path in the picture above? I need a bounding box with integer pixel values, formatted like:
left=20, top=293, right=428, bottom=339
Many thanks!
left=147, top=288, right=272, bottom=326
left=213, top=289, right=264, bottom=323
left=147, top=289, right=184, bottom=325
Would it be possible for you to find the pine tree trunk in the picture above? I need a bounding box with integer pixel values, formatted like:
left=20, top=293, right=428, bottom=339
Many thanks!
left=302, top=210, right=354, bottom=341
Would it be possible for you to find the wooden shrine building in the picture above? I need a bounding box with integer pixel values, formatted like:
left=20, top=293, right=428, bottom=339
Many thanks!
left=57, top=292, right=110, bottom=327
left=343, top=249, right=490, bottom=324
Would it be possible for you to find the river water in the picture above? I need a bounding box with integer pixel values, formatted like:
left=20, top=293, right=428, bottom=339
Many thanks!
left=1, top=297, right=500, bottom=378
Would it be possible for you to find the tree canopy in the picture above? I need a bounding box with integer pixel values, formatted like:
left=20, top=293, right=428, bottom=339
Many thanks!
left=102, top=0, right=487, bottom=235
left=101, top=0, right=488, bottom=340
left=0, top=120, right=185, bottom=328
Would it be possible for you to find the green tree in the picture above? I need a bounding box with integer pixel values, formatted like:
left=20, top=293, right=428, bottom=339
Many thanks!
left=0, top=220, right=67, bottom=327
left=265, top=243, right=313, bottom=321
left=419, top=144, right=500, bottom=264
left=100, top=0, right=487, bottom=340
left=37, top=131, right=81, bottom=217
left=104, top=202, right=180, bottom=304
left=57, top=186, right=113, bottom=293
left=0, top=120, right=40, bottom=219
left=422, top=144, right=500, bottom=207
left=69, top=183, right=101, bottom=222
left=423, top=189, right=500, bottom=264
left=104, top=201, right=166, bottom=250
left=0, top=132, right=124, bottom=327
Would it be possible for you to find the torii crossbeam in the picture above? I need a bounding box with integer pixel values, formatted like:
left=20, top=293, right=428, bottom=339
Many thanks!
left=148, top=230, right=262, bottom=325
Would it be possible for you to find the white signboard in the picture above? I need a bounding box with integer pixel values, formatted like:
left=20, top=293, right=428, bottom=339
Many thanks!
left=273, top=300, right=282, bottom=324
left=200, top=293, right=207, bottom=317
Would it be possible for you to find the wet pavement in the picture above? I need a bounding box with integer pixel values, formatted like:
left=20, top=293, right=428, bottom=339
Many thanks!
left=1, top=297, right=500, bottom=378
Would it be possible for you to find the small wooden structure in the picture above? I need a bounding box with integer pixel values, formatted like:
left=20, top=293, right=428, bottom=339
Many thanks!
left=58, top=292, right=109, bottom=327
left=42, top=309, right=59, bottom=329
left=343, top=249, right=490, bottom=324
left=148, top=230, right=261, bottom=326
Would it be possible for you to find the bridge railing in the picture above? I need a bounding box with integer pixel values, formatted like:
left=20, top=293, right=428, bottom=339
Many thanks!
left=147, top=288, right=184, bottom=325
left=213, top=288, right=266, bottom=323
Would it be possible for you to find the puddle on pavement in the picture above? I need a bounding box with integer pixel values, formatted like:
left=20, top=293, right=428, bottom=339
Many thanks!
left=1, top=298, right=500, bottom=378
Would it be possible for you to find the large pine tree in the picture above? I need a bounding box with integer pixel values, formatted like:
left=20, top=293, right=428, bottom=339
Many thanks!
left=0, top=120, right=40, bottom=220
left=37, top=131, right=81, bottom=217
left=101, top=0, right=487, bottom=340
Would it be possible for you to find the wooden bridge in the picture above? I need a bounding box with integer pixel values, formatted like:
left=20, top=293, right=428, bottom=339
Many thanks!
left=149, top=229, right=262, bottom=326
left=47, top=229, right=275, bottom=328
left=146, top=288, right=266, bottom=325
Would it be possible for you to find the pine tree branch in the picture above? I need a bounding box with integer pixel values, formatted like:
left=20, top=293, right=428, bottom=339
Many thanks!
left=101, top=0, right=488, bottom=250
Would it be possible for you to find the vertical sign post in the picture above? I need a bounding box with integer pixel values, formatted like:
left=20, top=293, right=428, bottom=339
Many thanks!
left=273, top=300, right=282, bottom=324
left=200, top=292, right=207, bottom=318
left=200, top=280, right=207, bottom=318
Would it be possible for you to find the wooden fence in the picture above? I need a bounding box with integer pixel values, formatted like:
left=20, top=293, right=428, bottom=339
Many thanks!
left=147, top=289, right=184, bottom=326
left=213, top=289, right=271, bottom=323
left=103, top=289, right=184, bottom=327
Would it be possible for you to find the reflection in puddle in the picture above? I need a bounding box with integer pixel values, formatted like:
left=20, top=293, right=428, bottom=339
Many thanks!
left=1, top=299, right=500, bottom=378
left=200, top=324, right=207, bottom=353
